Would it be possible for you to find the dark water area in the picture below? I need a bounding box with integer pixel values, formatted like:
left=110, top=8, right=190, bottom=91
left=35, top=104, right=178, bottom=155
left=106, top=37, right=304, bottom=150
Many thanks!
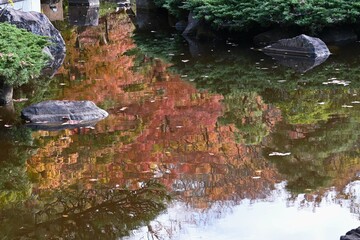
left=2, top=10, right=360, bottom=240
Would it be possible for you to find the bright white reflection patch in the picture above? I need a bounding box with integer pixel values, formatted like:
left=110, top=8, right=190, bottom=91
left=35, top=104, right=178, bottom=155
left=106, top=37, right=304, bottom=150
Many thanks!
left=123, top=182, right=360, bottom=240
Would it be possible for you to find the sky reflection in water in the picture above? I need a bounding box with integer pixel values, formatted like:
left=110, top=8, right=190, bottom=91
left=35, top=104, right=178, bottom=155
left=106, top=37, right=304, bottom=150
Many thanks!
left=127, top=182, right=360, bottom=240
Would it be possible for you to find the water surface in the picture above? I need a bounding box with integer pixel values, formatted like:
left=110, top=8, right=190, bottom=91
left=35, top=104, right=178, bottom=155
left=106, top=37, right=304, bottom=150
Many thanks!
left=1, top=12, right=360, bottom=239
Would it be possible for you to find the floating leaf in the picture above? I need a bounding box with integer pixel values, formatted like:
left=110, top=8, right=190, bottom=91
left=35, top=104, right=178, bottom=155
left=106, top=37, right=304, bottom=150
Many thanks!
left=269, top=152, right=291, bottom=156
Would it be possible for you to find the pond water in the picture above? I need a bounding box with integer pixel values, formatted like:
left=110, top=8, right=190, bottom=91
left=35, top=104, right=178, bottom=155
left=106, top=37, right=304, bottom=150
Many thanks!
left=2, top=11, right=360, bottom=239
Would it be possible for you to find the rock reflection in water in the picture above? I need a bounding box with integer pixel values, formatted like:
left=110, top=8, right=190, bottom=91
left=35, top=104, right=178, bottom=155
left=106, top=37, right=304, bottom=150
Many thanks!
left=263, top=52, right=329, bottom=72
left=68, top=6, right=99, bottom=26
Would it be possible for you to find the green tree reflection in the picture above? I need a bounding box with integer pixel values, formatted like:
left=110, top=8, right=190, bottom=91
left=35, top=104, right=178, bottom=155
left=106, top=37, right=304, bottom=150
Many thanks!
left=219, top=90, right=269, bottom=145
left=0, top=181, right=170, bottom=239
left=0, top=126, right=34, bottom=208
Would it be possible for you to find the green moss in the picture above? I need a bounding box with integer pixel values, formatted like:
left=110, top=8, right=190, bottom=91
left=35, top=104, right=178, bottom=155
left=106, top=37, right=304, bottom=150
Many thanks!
left=0, top=23, right=50, bottom=87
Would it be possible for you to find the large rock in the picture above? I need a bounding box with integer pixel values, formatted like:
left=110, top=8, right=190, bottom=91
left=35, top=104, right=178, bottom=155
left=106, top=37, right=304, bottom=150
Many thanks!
left=0, top=81, right=13, bottom=105
left=341, top=227, right=360, bottom=240
left=68, top=6, right=99, bottom=26
left=68, top=0, right=99, bottom=7
left=182, top=12, right=216, bottom=40
left=0, top=8, right=66, bottom=76
left=21, top=100, right=108, bottom=130
left=182, top=12, right=201, bottom=37
left=262, top=34, right=330, bottom=58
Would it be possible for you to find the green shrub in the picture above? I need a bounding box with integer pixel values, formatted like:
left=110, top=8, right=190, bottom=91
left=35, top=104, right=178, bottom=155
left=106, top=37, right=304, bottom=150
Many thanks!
left=155, top=0, right=360, bottom=32
left=0, top=23, right=50, bottom=87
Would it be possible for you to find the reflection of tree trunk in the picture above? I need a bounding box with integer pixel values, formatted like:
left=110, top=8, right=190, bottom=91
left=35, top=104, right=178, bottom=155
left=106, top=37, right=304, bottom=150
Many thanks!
left=0, top=78, right=13, bottom=105
left=0, top=100, right=15, bottom=119
left=105, top=16, right=109, bottom=42
left=100, top=16, right=110, bottom=45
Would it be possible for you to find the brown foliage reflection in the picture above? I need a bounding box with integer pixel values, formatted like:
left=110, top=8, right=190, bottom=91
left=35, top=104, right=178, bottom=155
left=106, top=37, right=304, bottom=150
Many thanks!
left=27, top=12, right=283, bottom=211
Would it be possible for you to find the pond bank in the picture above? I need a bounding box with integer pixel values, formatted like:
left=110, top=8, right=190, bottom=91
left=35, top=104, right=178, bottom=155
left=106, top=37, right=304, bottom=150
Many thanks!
left=135, top=0, right=360, bottom=46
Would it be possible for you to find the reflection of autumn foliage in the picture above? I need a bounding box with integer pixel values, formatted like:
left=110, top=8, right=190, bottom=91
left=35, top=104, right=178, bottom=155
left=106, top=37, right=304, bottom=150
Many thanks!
left=27, top=13, right=284, bottom=210
left=57, top=14, right=142, bottom=105
left=26, top=12, right=360, bottom=218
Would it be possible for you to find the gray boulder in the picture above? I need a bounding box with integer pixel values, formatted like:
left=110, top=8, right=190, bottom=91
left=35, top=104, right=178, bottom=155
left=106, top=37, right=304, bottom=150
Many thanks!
left=341, top=227, right=360, bottom=240
left=0, top=82, right=13, bottom=105
left=68, top=6, right=99, bottom=26
left=182, top=12, right=216, bottom=40
left=182, top=12, right=201, bottom=37
left=0, top=8, right=66, bottom=76
left=21, top=100, right=108, bottom=128
left=175, top=20, right=187, bottom=32
left=262, top=34, right=330, bottom=58
left=68, top=0, right=99, bottom=6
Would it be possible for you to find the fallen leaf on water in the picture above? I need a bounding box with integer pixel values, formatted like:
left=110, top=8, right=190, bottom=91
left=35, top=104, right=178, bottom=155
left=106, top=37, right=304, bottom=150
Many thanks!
left=119, top=107, right=128, bottom=111
left=351, top=101, right=360, bottom=104
left=322, top=79, right=350, bottom=86
left=342, top=105, right=353, bottom=108
left=252, top=176, right=261, bottom=179
left=269, top=152, right=291, bottom=156
left=4, top=124, right=12, bottom=128
left=181, top=59, right=189, bottom=63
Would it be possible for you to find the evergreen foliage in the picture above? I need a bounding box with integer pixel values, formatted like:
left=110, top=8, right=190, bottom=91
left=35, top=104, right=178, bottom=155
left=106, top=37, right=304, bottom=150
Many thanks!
left=0, top=23, right=50, bottom=86
left=155, top=0, right=360, bottom=32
